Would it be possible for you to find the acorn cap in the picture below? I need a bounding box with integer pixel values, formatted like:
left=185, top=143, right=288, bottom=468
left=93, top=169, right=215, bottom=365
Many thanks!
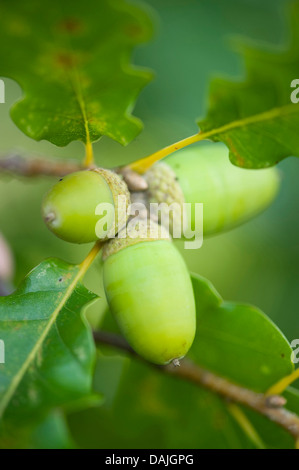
left=144, top=162, right=185, bottom=233
left=102, top=218, right=171, bottom=260
left=93, top=168, right=130, bottom=238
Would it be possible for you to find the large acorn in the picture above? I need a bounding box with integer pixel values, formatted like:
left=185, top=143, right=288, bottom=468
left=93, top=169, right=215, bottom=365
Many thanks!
left=145, top=143, right=280, bottom=237
left=102, top=220, right=196, bottom=365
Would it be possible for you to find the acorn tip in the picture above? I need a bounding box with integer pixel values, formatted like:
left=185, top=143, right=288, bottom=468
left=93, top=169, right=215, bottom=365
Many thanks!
left=44, top=211, right=56, bottom=224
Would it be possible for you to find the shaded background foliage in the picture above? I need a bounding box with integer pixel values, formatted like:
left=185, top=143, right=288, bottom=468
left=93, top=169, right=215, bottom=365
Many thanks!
left=0, top=0, right=298, bottom=448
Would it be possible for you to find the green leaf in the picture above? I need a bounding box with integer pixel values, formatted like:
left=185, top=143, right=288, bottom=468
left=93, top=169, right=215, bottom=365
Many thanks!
left=197, top=0, right=299, bottom=168
left=100, top=272, right=294, bottom=393
left=68, top=354, right=253, bottom=449
left=28, top=410, right=75, bottom=449
left=0, top=0, right=153, bottom=147
left=0, top=258, right=97, bottom=422
left=190, top=273, right=294, bottom=391
left=89, top=274, right=298, bottom=448
left=0, top=410, right=75, bottom=449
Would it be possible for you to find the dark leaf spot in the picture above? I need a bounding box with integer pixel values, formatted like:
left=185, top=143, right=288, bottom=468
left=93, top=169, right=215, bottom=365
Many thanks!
left=58, top=17, right=83, bottom=34
left=124, top=23, right=143, bottom=39
left=54, top=51, right=79, bottom=69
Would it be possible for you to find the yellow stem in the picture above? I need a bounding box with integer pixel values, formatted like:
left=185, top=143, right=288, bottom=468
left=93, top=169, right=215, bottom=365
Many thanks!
left=266, top=368, right=299, bottom=397
left=128, top=103, right=298, bottom=174
left=228, top=403, right=265, bottom=449
left=83, top=140, right=95, bottom=168
left=79, top=240, right=103, bottom=272
left=129, top=133, right=203, bottom=174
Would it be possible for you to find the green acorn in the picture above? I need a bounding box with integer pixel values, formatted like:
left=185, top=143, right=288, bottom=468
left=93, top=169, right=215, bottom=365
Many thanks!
left=145, top=143, right=280, bottom=237
left=102, top=220, right=196, bottom=365
left=42, top=169, right=130, bottom=244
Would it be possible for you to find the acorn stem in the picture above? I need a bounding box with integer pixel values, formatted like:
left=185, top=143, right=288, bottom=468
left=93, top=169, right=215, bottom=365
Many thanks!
left=79, top=240, right=104, bottom=272
left=265, top=368, right=299, bottom=397
left=127, top=105, right=293, bottom=174
left=227, top=403, right=266, bottom=449
left=128, top=132, right=202, bottom=174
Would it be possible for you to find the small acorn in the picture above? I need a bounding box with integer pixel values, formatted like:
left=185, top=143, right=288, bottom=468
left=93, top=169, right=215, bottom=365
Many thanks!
left=102, top=220, right=196, bottom=365
left=145, top=143, right=280, bottom=237
left=42, top=169, right=130, bottom=244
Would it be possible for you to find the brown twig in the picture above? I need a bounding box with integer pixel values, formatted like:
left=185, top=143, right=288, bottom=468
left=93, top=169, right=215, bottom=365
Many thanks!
left=93, top=330, right=299, bottom=443
left=0, top=154, right=81, bottom=177
left=0, top=154, right=149, bottom=192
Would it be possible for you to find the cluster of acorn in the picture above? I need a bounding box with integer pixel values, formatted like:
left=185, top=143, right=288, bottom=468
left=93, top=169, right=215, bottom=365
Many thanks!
left=42, top=143, right=280, bottom=365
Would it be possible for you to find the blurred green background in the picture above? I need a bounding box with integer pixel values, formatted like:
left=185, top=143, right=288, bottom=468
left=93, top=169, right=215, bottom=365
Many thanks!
left=0, top=0, right=298, bottom=448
